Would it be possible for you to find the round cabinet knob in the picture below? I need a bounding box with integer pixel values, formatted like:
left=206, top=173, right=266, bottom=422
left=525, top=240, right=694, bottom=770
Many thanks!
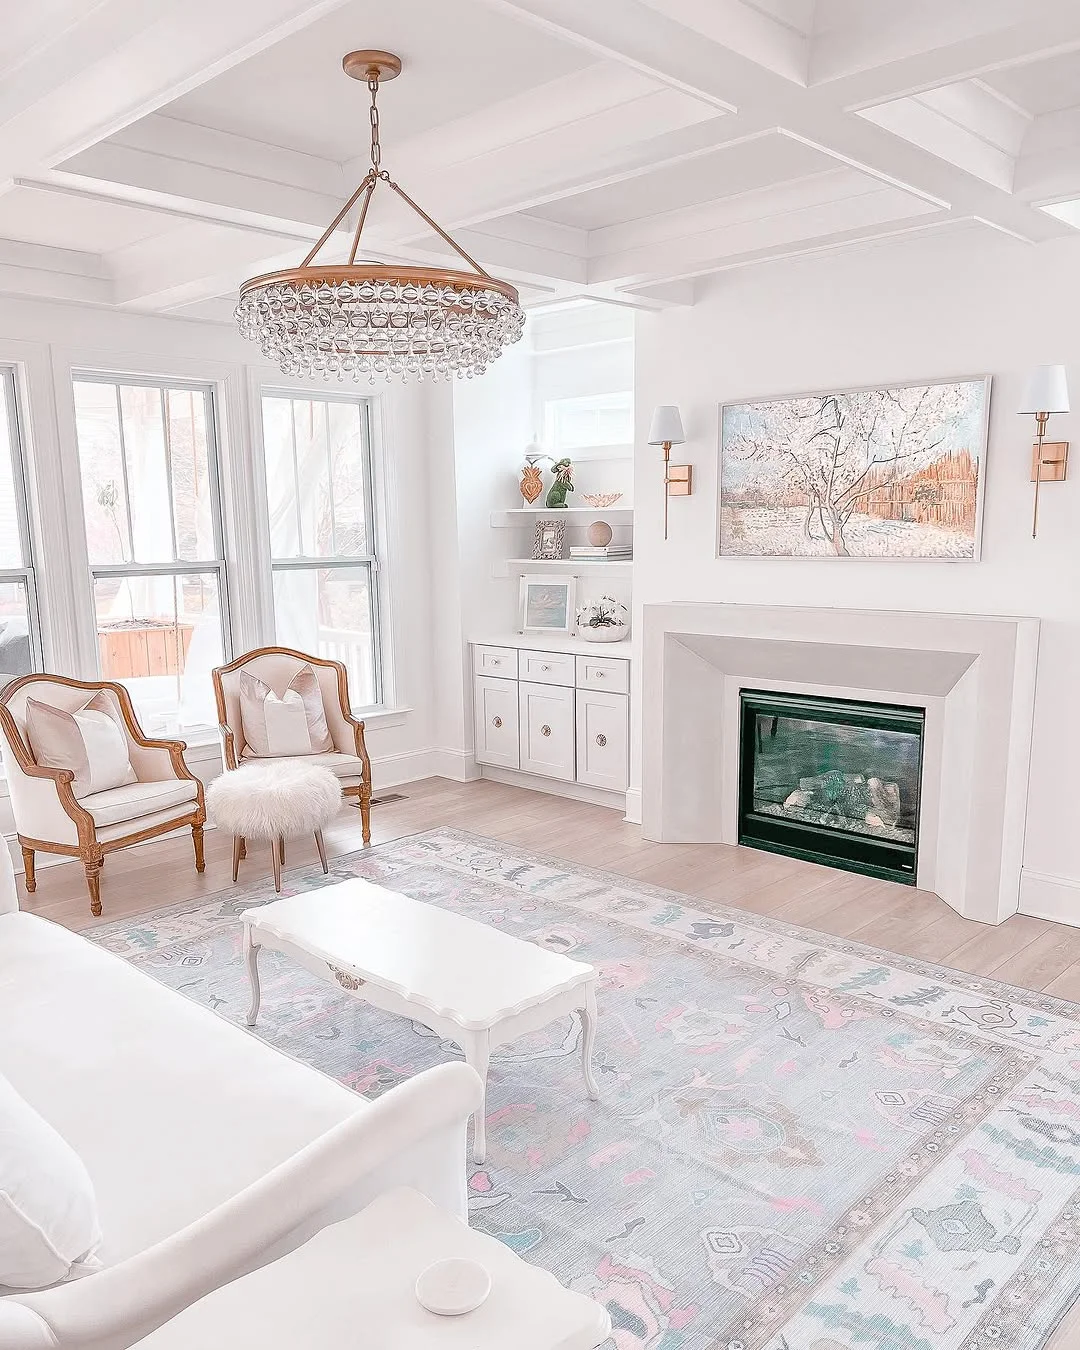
left=492, top=716, right=503, bottom=729
left=596, top=670, right=605, bottom=679
left=596, top=733, right=608, bottom=747
left=491, top=658, right=501, bottom=666
left=540, top=724, right=552, bottom=737
left=540, top=664, right=550, bottom=671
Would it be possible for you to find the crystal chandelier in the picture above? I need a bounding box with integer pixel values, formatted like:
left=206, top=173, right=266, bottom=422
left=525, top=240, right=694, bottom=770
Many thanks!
left=235, top=50, right=526, bottom=383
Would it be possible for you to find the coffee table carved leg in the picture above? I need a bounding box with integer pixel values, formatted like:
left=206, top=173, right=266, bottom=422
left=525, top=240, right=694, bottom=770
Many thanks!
left=244, top=924, right=261, bottom=1026
left=581, top=982, right=599, bottom=1100
left=314, top=828, right=328, bottom=874
left=461, top=1029, right=490, bottom=1164
left=232, top=835, right=243, bottom=883
left=271, top=839, right=282, bottom=893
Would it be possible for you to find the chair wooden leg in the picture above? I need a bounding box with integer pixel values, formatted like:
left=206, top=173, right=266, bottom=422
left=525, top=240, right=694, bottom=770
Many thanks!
left=360, top=787, right=372, bottom=847
left=314, top=828, right=328, bottom=874
left=232, top=835, right=243, bottom=884
left=279, top=836, right=286, bottom=865
left=84, top=857, right=103, bottom=918
left=192, top=823, right=205, bottom=873
left=271, top=839, right=282, bottom=893
left=20, top=846, right=35, bottom=894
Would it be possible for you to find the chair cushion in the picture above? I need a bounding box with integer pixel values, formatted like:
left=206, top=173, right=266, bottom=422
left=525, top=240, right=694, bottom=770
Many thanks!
left=79, top=779, right=199, bottom=829
left=24, top=694, right=136, bottom=798
left=240, top=666, right=333, bottom=758
left=0, top=1071, right=102, bottom=1290
left=238, top=751, right=365, bottom=782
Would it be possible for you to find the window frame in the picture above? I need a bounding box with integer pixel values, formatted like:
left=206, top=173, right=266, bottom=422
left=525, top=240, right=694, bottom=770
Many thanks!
left=71, top=368, right=233, bottom=691
left=259, top=387, right=384, bottom=712
left=0, top=363, right=43, bottom=674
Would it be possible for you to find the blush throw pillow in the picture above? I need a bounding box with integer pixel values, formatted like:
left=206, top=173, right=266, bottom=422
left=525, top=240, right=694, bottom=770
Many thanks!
left=0, top=1073, right=103, bottom=1291
left=239, top=664, right=334, bottom=758
left=24, top=692, right=137, bottom=798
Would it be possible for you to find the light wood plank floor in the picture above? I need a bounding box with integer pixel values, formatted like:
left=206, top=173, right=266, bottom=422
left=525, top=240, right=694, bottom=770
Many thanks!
left=19, top=776, right=1080, bottom=1349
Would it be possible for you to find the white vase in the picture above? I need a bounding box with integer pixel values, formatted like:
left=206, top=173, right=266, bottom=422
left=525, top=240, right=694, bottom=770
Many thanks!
left=580, top=625, right=629, bottom=643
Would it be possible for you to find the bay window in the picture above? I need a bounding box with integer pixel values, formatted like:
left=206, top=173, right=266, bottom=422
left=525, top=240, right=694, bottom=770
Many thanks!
left=0, top=366, right=40, bottom=683
left=260, top=392, right=381, bottom=709
left=72, top=375, right=229, bottom=734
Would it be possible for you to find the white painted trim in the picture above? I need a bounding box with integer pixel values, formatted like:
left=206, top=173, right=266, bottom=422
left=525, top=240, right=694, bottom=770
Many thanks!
left=479, top=764, right=626, bottom=811
left=623, top=787, right=642, bottom=825
left=430, top=749, right=482, bottom=783
left=1018, top=870, right=1080, bottom=929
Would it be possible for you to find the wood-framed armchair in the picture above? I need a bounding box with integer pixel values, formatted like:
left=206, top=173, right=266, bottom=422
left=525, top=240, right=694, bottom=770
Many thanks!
left=212, top=646, right=372, bottom=845
left=0, top=674, right=206, bottom=917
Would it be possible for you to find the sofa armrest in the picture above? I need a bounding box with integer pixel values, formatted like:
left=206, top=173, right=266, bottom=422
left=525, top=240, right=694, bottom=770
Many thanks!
left=4, top=1062, right=482, bottom=1350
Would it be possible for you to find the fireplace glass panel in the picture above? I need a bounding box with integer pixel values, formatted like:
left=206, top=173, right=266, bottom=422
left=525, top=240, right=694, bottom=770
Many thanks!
left=739, top=692, right=924, bottom=884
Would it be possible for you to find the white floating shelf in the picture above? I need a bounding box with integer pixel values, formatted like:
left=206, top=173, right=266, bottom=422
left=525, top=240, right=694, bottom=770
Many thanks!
left=494, top=557, right=633, bottom=578
left=490, top=507, right=634, bottom=527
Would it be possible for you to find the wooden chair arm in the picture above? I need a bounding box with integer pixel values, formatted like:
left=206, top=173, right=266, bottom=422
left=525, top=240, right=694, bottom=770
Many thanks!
left=218, top=723, right=238, bottom=771
left=344, top=714, right=372, bottom=786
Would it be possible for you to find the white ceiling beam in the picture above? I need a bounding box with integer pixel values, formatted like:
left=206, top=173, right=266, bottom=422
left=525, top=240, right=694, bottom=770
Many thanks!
left=108, top=227, right=298, bottom=310
left=635, top=0, right=810, bottom=84
left=588, top=180, right=941, bottom=286
left=0, top=0, right=352, bottom=186
left=0, top=239, right=113, bottom=305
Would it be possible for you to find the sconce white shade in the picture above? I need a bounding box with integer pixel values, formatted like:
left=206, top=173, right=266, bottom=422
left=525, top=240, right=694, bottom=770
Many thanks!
left=648, top=404, right=685, bottom=445
left=1018, top=364, right=1070, bottom=415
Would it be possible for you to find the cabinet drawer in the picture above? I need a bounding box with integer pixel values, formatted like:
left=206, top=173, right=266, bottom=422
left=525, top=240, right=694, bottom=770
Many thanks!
left=473, top=677, right=520, bottom=770
left=473, top=645, right=518, bottom=678
left=575, top=654, right=630, bottom=694
left=518, top=649, right=575, bottom=687
left=576, top=689, right=629, bottom=792
left=519, top=681, right=575, bottom=781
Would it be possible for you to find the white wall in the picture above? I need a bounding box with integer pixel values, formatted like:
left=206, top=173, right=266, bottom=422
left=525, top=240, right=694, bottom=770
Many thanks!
left=634, top=225, right=1080, bottom=922
left=0, top=295, right=446, bottom=857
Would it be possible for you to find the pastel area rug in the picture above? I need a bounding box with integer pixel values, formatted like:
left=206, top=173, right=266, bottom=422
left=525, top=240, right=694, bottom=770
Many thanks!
left=89, top=829, right=1080, bottom=1350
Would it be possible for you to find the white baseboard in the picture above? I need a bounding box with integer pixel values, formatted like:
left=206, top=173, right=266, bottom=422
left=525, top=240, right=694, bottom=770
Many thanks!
left=1018, top=869, right=1080, bottom=928
left=429, top=748, right=481, bottom=783
left=479, top=765, right=626, bottom=811
left=624, top=787, right=642, bottom=825
left=370, top=748, right=440, bottom=789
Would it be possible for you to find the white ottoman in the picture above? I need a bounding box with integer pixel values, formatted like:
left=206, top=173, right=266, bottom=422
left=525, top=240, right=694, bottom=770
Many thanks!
left=207, top=760, right=342, bottom=892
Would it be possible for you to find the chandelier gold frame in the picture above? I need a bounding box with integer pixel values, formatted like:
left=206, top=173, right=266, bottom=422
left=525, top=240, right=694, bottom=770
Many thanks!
left=235, top=50, right=525, bottom=381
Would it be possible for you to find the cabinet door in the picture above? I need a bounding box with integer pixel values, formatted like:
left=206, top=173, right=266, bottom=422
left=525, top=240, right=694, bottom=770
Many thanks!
left=518, top=681, right=575, bottom=781
left=474, top=676, right=520, bottom=769
left=576, top=689, right=629, bottom=792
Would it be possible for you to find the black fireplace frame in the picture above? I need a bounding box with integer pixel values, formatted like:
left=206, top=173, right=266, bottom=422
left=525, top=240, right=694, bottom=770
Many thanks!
left=738, top=689, right=924, bottom=886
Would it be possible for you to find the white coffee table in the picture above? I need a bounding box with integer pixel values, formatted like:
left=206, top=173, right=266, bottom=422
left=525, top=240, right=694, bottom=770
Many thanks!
left=242, top=879, right=599, bottom=1163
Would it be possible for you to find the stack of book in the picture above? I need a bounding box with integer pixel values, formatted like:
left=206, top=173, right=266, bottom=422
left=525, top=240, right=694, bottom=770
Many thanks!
left=568, top=544, right=633, bottom=561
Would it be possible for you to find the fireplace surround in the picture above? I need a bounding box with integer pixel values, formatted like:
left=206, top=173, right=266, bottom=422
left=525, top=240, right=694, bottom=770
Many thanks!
left=640, top=603, right=1039, bottom=925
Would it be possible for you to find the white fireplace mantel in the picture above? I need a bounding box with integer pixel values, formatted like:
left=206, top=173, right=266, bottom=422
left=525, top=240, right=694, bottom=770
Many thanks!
left=640, top=603, right=1040, bottom=926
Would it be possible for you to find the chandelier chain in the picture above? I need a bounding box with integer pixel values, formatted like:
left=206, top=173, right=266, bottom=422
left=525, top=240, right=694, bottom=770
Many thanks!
left=368, top=76, right=382, bottom=175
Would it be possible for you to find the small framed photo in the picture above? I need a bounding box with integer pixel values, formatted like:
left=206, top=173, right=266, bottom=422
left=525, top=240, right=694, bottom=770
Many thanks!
left=532, top=518, right=567, bottom=560
left=519, top=575, right=576, bottom=634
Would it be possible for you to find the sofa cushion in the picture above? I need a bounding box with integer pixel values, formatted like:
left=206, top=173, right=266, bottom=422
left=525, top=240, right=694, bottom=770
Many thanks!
left=79, top=779, right=199, bottom=828
left=24, top=694, right=136, bottom=798
left=0, top=1073, right=102, bottom=1290
left=0, top=913, right=364, bottom=1265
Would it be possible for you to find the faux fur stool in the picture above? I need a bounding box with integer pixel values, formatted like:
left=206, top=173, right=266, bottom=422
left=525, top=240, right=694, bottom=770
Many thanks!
left=207, top=760, right=342, bottom=892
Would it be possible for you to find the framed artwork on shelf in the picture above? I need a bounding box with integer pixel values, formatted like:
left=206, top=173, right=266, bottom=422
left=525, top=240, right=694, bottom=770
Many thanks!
left=519, top=575, right=577, bottom=635
left=718, top=375, right=991, bottom=560
left=532, top=518, right=567, bottom=560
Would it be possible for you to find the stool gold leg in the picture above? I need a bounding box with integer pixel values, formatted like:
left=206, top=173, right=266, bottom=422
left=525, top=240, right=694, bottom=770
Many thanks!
left=232, top=835, right=243, bottom=884
left=279, top=836, right=286, bottom=865
left=271, top=839, right=282, bottom=893
left=314, top=828, right=328, bottom=874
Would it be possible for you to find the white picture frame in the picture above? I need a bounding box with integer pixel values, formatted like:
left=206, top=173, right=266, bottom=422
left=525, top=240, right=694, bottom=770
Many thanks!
left=519, top=574, right=577, bottom=635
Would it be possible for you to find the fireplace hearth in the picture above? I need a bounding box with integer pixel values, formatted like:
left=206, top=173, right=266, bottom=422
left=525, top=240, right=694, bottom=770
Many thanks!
left=738, top=690, right=924, bottom=884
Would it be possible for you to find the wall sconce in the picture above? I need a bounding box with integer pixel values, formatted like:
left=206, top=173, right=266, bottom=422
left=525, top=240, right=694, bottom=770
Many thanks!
left=648, top=404, right=690, bottom=540
left=1018, top=364, right=1070, bottom=538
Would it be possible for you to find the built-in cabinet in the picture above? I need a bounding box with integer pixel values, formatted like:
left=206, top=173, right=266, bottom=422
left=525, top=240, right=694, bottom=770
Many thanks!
left=472, top=642, right=630, bottom=799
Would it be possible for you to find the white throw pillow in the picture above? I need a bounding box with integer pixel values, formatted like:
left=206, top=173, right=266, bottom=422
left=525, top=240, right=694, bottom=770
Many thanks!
left=25, top=692, right=137, bottom=798
left=0, top=1073, right=102, bottom=1291
left=239, top=665, right=334, bottom=758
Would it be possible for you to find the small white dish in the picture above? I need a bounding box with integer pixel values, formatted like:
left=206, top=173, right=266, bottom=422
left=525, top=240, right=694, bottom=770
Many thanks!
left=415, top=1257, right=492, bottom=1316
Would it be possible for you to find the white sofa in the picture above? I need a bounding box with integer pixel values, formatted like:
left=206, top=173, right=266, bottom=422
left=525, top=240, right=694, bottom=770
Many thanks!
left=0, top=845, right=482, bottom=1349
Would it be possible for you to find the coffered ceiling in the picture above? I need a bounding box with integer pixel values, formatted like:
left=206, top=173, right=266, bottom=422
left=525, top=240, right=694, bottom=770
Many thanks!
left=1, top=0, right=1079, bottom=319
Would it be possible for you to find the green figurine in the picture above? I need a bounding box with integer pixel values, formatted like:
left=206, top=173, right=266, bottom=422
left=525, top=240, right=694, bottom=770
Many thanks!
left=545, top=457, right=574, bottom=508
